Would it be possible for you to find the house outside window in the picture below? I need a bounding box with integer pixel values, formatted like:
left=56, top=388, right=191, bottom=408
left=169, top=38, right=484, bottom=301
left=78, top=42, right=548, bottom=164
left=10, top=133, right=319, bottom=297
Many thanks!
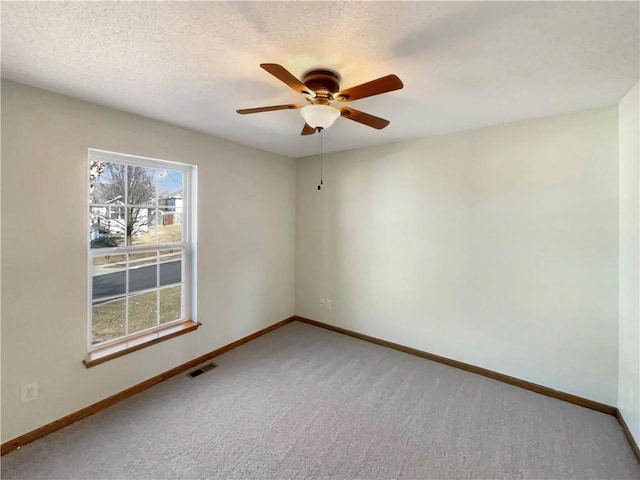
left=88, top=149, right=195, bottom=349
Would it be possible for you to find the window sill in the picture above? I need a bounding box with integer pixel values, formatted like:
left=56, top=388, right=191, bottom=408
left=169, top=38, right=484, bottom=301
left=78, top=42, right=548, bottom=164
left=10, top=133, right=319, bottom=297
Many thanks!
left=84, top=320, right=202, bottom=368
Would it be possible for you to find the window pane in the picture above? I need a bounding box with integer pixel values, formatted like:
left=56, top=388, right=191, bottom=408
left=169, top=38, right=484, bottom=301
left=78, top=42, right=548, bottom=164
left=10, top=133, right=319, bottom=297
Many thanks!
left=158, top=206, right=182, bottom=244
left=89, top=152, right=192, bottom=351
left=159, top=249, right=182, bottom=287
left=160, top=286, right=182, bottom=324
left=128, top=207, right=156, bottom=245
left=158, top=169, right=183, bottom=198
left=90, top=206, right=124, bottom=248
left=127, top=165, right=157, bottom=205
left=92, top=298, right=126, bottom=345
left=128, top=251, right=158, bottom=294
left=90, top=162, right=125, bottom=204
left=128, top=290, right=158, bottom=334
left=92, top=255, right=126, bottom=301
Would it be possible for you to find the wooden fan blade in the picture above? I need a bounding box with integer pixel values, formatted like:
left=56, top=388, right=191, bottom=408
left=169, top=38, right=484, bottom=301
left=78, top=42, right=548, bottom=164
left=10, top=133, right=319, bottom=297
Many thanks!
left=236, top=104, right=302, bottom=114
left=335, top=74, right=403, bottom=102
left=301, top=123, right=316, bottom=135
left=340, top=107, right=390, bottom=129
left=260, top=63, right=313, bottom=96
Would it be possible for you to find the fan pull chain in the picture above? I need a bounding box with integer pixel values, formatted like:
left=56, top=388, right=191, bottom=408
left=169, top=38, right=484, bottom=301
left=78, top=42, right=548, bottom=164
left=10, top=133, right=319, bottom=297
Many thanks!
left=318, top=128, right=324, bottom=191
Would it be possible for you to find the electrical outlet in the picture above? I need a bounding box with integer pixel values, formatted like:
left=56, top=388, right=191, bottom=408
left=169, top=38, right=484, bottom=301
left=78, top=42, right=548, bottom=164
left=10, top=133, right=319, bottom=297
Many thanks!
left=320, top=298, right=325, bottom=307
left=21, top=382, right=38, bottom=403
left=326, top=299, right=332, bottom=310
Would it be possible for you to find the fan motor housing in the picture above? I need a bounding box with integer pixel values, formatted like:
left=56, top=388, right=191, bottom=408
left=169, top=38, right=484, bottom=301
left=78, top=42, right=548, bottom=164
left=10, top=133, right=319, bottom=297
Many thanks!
left=303, top=69, right=341, bottom=97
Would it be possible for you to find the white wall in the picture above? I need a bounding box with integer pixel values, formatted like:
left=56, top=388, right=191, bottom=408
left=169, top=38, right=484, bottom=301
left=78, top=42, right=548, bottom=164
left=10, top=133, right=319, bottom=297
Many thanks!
left=619, top=79, right=640, bottom=444
left=296, top=106, right=620, bottom=405
left=0, top=80, right=296, bottom=442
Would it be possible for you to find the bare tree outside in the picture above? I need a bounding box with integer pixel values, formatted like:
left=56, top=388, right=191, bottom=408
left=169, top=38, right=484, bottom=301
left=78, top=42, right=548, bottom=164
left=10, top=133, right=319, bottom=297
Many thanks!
left=91, top=162, right=156, bottom=246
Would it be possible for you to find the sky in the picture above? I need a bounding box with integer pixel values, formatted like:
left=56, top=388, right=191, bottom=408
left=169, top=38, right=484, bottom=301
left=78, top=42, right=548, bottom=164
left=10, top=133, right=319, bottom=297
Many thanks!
left=157, top=169, right=182, bottom=195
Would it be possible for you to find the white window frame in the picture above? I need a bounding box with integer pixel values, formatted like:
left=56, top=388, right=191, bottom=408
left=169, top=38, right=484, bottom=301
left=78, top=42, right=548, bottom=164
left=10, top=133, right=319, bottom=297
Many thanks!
left=87, top=148, right=197, bottom=352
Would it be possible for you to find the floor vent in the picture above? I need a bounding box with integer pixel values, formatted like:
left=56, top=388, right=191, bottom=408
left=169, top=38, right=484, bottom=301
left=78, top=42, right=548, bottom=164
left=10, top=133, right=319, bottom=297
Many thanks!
left=188, top=362, right=218, bottom=378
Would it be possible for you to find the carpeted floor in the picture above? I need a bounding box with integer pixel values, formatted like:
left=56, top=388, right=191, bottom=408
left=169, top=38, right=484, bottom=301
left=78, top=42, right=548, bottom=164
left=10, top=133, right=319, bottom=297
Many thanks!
left=2, top=321, right=639, bottom=479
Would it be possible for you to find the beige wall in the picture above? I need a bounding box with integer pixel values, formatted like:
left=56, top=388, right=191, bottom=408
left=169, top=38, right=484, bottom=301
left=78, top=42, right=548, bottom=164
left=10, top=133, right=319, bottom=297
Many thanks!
left=0, top=80, right=296, bottom=442
left=1, top=78, right=629, bottom=444
left=296, top=106, right=620, bottom=405
left=619, top=79, right=640, bottom=444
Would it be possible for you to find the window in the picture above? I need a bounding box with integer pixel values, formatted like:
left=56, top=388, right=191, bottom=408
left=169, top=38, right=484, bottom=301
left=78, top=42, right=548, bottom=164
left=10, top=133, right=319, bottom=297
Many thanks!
left=87, top=149, right=197, bottom=364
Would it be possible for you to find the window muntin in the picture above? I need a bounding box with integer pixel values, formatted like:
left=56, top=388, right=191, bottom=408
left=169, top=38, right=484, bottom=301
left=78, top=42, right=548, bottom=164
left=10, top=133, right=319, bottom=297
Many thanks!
left=88, top=150, right=192, bottom=349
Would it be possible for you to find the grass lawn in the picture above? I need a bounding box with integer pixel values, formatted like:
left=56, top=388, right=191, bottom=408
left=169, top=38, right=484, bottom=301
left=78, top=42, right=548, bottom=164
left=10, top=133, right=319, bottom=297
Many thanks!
left=132, top=223, right=182, bottom=245
left=92, top=285, right=182, bottom=344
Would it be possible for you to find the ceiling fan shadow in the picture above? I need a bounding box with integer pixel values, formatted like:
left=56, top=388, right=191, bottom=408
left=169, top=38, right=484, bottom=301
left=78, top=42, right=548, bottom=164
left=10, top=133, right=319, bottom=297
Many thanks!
left=221, top=78, right=287, bottom=102
left=392, top=2, right=538, bottom=58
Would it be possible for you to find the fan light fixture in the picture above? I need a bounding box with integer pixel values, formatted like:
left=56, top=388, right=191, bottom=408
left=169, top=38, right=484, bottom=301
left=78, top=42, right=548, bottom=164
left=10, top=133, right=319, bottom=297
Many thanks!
left=300, top=104, right=341, bottom=130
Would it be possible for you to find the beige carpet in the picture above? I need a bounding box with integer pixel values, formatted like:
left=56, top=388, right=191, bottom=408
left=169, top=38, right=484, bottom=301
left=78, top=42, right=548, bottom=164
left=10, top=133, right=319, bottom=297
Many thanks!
left=2, top=321, right=638, bottom=479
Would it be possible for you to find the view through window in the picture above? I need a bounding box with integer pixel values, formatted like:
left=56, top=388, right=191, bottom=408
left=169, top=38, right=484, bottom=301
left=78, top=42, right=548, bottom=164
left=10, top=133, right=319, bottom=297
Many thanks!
left=88, top=150, right=193, bottom=348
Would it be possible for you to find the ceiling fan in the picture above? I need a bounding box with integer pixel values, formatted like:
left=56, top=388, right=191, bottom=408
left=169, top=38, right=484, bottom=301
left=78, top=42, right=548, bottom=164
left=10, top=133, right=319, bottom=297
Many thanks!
left=236, top=64, right=404, bottom=135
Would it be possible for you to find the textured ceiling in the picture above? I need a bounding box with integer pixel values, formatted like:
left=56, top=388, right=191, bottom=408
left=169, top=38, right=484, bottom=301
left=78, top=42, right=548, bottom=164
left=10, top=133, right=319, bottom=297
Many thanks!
left=2, top=1, right=638, bottom=158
